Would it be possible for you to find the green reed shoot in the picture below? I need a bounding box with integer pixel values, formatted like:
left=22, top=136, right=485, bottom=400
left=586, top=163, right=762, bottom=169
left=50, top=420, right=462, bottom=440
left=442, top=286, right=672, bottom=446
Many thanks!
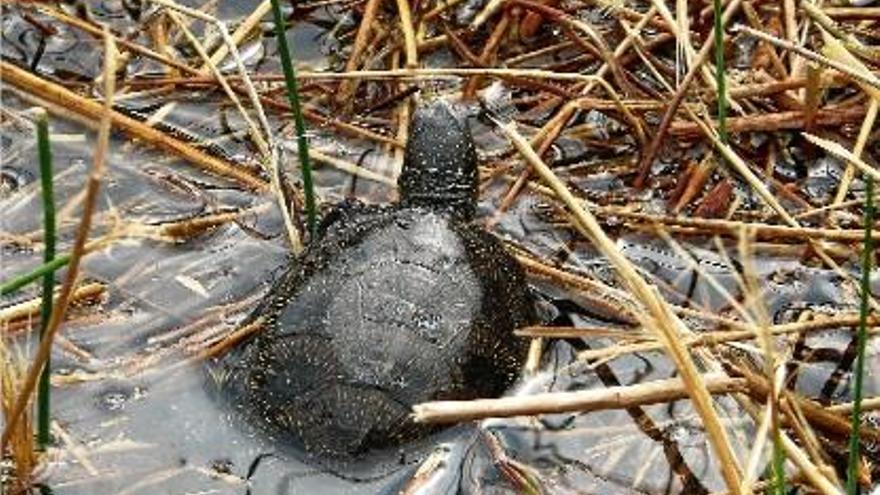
left=0, top=254, right=71, bottom=297
left=35, top=111, right=55, bottom=449
left=847, top=176, right=874, bottom=495
left=770, top=430, right=786, bottom=495
left=269, top=0, right=317, bottom=237
left=713, top=4, right=780, bottom=490
left=713, top=0, right=728, bottom=144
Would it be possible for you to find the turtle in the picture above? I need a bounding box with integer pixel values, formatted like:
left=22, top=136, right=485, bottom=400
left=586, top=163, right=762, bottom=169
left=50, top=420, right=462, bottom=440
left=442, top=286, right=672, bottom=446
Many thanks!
left=212, top=101, right=535, bottom=466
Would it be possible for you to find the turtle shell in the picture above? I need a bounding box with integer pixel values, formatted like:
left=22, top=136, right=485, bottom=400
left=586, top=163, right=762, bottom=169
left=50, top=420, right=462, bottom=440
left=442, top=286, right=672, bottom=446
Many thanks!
left=214, top=201, right=534, bottom=461
left=212, top=101, right=534, bottom=466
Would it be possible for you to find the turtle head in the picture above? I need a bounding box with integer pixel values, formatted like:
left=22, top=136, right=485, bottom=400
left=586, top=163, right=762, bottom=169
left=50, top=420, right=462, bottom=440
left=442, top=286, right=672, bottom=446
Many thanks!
left=398, top=101, right=478, bottom=220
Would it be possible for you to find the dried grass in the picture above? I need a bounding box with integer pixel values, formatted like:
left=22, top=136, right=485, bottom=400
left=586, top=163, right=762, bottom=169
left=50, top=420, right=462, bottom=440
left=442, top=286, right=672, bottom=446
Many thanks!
left=1, top=0, right=878, bottom=493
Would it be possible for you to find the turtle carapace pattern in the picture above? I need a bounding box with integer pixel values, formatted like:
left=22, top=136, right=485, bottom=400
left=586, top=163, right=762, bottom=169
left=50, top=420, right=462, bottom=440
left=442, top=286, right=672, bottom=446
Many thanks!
left=213, top=101, right=534, bottom=462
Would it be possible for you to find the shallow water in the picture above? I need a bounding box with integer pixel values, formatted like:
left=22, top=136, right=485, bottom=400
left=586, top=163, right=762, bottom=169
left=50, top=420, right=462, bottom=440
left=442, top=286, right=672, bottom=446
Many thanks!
left=2, top=2, right=878, bottom=494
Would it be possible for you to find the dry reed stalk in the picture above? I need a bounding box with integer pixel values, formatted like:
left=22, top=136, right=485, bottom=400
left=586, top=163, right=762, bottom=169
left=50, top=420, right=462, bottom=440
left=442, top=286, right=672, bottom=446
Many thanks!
left=198, top=318, right=264, bottom=360
left=395, top=0, right=418, bottom=69
left=795, top=199, right=862, bottom=219
left=647, top=0, right=712, bottom=89
left=147, top=12, right=173, bottom=78
left=301, top=67, right=601, bottom=82
left=820, top=31, right=880, bottom=209
left=165, top=10, right=302, bottom=252
left=618, top=20, right=675, bottom=97
left=1, top=339, right=36, bottom=493
left=302, top=109, right=404, bottom=147
left=726, top=77, right=806, bottom=99
left=166, top=12, right=269, bottom=156
left=785, top=376, right=841, bottom=487
left=146, top=0, right=217, bottom=23
left=783, top=0, right=798, bottom=71
left=113, top=85, right=405, bottom=148
left=416, top=33, right=449, bottom=53
left=779, top=432, right=844, bottom=495
left=203, top=0, right=271, bottom=71
left=0, top=62, right=268, bottom=191
left=739, top=228, right=787, bottom=495
left=504, top=41, right=575, bottom=66
left=735, top=366, right=880, bottom=444
left=462, top=14, right=509, bottom=99
left=1, top=30, right=117, bottom=452
left=547, top=97, right=689, bottom=112
left=734, top=386, right=843, bottom=495
left=481, top=430, right=544, bottom=493
left=690, top=111, right=799, bottom=227
left=146, top=293, right=263, bottom=349
left=515, top=325, right=643, bottom=339
left=594, top=208, right=880, bottom=242
left=413, top=373, right=746, bottom=423
left=823, top=7, right=880, bottom=19
left=667, top=106, right=867, bottom=138
left=658, top=227, right=752, bottom=320
left=803, top=2, right=880, bottom=62
left=832, top=100, right=878, bottom=206
left=524, top=337, right=543, bottom=375
left=803, top=64, right=824, bottom=141
left=805, top=134, right=880, bottom=183
left=513, top=253, right=639, bottom=324
left=390, top=70, right=411, bottom=177
left=496, top=120, right=745, bottom=493
left=739, top=366, right=780, bottom=493
left=828, top=397, right=880, bottom=414
left=336, top=0, right=382, bottom=104
left=309, top=148, right=395, bottom=185
left=51, top=421, right=98, bottom=476
left=36, top=6, right=200, bottom=77
left=489, top=2, right=658, bottom=223
left=470, top=0, right=506, bottom=30
left=576, top=314, right=878, bottom=361
left=398, top=453, right=446, bottom=494
left=735, top=25, right=880, bottom=93
left=741, top=2, right=789, bottom=79
left=155, top=204, right=271, bottom=239
left=0, top=283, right=105, bottom=327
left=673, top=155, right=714, bottom=212
left=421, top=0, right=465, bottom=22
left=634, top=0, right=744, bottom=187
left=511, top=0, right=634, bottom=96
left=147, top=0, right=278, bottom=141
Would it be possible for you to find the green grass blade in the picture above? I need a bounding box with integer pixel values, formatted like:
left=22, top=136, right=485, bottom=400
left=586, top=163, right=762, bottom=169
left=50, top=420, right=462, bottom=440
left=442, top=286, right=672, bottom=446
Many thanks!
left=269, top=0, right=318, bottom=237
left=35, top=111, right=56, bottom=449
left=847, top=176, right=874, bottom=495
left=771, top=431, right=786, bottom=495
left=0, top=254, right=71, bottom=297
left=713, top=0, right=728, bottom=144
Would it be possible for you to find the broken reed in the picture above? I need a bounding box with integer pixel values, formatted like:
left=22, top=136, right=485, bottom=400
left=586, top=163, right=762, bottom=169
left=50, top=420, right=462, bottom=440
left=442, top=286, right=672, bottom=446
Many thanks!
left=35, top=110, right=55, bottom=449
left=848, top=176, right=875, bottom=495
left=269, top=0, right=317, bottom=237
